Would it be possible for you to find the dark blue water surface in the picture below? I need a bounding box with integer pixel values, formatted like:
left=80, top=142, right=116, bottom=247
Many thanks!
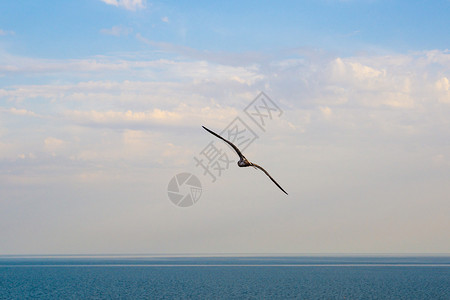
left=0, top=256, right=448, bottom=299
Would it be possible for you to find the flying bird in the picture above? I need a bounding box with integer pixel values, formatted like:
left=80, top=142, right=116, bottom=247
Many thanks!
left=202, top=126, right=288, bottom=195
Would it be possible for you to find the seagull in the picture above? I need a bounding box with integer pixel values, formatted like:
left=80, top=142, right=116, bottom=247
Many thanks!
left=202, top=126, right=288, bottom=195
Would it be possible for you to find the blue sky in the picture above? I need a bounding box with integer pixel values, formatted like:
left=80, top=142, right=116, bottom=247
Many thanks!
left=1, top=0, right=449, bottom=255
left=2, top=0, right=449, bottom=58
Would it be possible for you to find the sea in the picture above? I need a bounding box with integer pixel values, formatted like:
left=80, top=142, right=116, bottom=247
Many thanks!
left=0, top=255, right=448, bottom=299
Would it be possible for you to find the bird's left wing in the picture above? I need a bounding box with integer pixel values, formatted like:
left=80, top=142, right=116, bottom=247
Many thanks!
left=202, top=126, right=245, bottom=160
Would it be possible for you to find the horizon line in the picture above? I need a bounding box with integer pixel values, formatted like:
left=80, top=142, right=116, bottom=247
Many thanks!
left=1, top=252, right=449, bottom=258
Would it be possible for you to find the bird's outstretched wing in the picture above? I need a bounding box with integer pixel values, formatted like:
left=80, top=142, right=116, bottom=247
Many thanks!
left=202, top=126, right=245, bottom=160
left=203, top=125, right=288, bottom=195
left=251, top=163, right=288, bottom=195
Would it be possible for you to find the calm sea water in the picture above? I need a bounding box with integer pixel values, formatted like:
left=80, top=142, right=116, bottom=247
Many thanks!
left=0, top=256, right=448, bottom=299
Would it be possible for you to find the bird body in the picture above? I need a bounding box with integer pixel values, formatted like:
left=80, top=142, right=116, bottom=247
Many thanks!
left=238, top=157, right=251, bottom=167
left=202, top=126, right=288, bottom=195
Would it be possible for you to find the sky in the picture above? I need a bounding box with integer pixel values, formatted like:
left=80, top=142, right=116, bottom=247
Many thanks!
left=1, top=0, right=449, bottom=255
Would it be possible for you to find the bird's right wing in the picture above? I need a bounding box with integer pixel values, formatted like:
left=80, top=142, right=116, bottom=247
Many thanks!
left=202, top=126, right=245, bottom=160
left=251, top=163, right=288, bottom=195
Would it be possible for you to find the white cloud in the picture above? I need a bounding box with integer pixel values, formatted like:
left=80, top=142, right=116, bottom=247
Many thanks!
left=0, top=55, right=131, bottom=75
left=319, top=106, right=332, bottom=119
left=100, top=25, right=133, bottom=36
left=330, top=57, right=384, bottom=82
left=0, top=29, right=15, bottom=36
left=2, top=50, right=449, bottom=144
left=435, top=77, right=450, bottom=103
left=161, top=16, right=169, bottom=23
left=65, top=109, right=182, bottom=125
left=2, top=48, right=450, bottom=254
left=0, top=107, right=40, bottom=117
left=135, top=33, right=269, bottom=66
left=293, top=52, right=449, bottom=109
left=100, top=0, right=146, bottom=11
left=0, top=54, right=264, bottom=86
left=17, top=153, right=36, bottom=160
left=63, top=105, right=239, bottom=129
left=44, top=137, right=65, bottom=154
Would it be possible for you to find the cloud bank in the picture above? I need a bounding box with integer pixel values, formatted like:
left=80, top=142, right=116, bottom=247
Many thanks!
left=100, top=0, right=146, bottom=11
left=1, top=46, right=449, bottom=254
